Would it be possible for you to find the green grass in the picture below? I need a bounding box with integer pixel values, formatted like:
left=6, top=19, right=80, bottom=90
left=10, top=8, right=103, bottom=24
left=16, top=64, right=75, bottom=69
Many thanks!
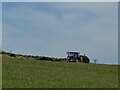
left=2, top=55, right=118, bottom=88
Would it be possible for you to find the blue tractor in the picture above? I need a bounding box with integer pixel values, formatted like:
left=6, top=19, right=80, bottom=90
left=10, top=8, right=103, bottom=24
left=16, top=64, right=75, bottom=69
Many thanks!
left=67, top=52, right=90, bottom=63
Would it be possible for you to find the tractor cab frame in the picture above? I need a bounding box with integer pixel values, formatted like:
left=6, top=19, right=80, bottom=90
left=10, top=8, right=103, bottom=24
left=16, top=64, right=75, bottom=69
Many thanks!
left=67, top=52, right=80, bottom=61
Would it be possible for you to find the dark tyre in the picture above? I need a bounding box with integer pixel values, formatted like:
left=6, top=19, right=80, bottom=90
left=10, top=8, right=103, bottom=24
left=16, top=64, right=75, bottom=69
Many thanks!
left=82, top=56, right=90, bottom=63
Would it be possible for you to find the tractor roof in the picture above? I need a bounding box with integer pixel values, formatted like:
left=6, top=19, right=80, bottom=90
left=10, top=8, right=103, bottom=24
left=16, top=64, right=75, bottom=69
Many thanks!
left=67, top=52, right=80, bottom=54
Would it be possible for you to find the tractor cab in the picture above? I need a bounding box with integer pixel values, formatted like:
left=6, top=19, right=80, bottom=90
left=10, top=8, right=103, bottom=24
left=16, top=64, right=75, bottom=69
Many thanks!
left=67, top=52, right=79, bottom=61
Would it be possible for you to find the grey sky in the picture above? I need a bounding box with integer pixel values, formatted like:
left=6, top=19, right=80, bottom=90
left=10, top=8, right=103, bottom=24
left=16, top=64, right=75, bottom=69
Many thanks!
left=2, top=2, right=118, bottom=64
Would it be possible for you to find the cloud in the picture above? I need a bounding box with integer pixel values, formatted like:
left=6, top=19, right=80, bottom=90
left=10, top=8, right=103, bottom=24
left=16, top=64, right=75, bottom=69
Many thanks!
left=2, top=2, right=118, bottom=64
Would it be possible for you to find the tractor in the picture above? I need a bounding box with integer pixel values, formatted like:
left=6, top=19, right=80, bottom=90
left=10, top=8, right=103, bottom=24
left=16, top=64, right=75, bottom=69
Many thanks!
left=67, top=52, right=90, bottom=63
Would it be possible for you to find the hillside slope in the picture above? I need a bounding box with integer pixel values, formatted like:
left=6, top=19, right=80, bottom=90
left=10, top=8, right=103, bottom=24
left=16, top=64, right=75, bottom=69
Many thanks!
left=2, top=55, right=118, bottom=88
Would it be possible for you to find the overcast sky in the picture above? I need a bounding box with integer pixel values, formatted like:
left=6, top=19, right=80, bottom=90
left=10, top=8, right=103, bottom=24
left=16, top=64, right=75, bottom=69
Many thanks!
left=2, top=2, right=118, bottom=64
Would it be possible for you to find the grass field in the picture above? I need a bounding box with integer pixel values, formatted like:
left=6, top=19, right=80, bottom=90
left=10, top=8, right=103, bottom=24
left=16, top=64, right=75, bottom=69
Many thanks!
left=2, top=55, right=118, bottom=88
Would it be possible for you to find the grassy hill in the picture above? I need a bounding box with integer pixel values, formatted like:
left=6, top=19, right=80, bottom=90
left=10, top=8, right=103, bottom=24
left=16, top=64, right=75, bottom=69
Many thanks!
left=2, top=55, right=118, bottom=88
